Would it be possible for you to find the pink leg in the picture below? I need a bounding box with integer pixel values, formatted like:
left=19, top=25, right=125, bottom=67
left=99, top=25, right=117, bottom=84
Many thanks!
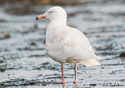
left=74, top=63, right=77, bottom=84
left=61, top=63, right=65, bottom=84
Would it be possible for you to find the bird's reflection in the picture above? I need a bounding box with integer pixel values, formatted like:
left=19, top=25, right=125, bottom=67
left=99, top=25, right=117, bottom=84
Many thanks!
left=62, top=83, right=65, bottom=88
left=61, top=83, right=78, bottom=88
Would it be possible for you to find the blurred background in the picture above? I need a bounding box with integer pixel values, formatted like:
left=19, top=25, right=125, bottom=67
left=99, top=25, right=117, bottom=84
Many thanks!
left=0, top=0, right=125, bottom=88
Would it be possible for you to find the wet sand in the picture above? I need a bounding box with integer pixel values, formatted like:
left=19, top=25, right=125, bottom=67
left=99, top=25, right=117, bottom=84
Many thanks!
left=0, top=0, right=125, bottom=88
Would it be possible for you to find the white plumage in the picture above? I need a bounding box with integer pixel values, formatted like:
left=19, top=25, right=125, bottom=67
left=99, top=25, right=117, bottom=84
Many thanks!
left=36, top=6, right=101, bottom=84
left=43, top=6, right=101, bottom=66
left=46, top=24, right=101, bottom=66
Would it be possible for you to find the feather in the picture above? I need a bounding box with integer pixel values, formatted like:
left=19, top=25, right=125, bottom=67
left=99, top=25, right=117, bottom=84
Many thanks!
left=80, top=59, right=101, bottom=66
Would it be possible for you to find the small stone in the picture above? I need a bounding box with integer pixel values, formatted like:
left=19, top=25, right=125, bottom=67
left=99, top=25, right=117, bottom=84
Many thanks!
left=119, top=52, right=125, bottom=57
left=41, top=81, right=46, bottom=86
left=43, top=40, right=46, bottom=44
left=0, top=31, right=10, bottom=39
left=120, top=79, right=125, bottom=82
left=2, top=31, right=10, bottom=38
left=0, top=19, right=7, bottom=22
left=38, top=74, right=42, bottom=76
left=8, top=74, right=11, bottom=76
left=90, top=84, right=96, bottom=86
left=30, top=42, right=36, bottom=46
left=0, top=67, right=6, bottom=72
left=88, top=75, right=91, bottom=78
left=110, top=71, right=115, bottom=74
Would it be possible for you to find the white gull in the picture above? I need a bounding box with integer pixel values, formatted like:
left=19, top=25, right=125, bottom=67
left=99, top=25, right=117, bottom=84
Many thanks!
left=36, top=6, right=101, bottom=84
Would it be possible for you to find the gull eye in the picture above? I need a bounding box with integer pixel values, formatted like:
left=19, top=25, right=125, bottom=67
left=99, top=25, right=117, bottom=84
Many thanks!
left=49, top=11, right=54, bottom=13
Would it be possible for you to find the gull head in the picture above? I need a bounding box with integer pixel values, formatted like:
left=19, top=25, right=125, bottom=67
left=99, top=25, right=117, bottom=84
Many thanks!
left=36, top=6, right=67, bottom=23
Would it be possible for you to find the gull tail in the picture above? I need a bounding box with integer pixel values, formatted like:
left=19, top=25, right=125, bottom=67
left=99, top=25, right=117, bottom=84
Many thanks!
left=80, top=59, right=101, bottom=67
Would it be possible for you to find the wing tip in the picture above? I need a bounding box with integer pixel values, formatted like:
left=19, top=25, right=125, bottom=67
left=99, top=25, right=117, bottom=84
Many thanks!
left=81, top=59, right=101, bottom=67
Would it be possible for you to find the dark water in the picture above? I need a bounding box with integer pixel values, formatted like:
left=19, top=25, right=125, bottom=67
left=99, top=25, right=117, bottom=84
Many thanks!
left=0, top=0, right=125, bottom=88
